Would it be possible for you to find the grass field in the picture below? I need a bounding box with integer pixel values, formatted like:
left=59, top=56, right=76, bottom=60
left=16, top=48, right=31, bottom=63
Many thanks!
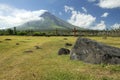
left=0, top=36, right=120, bottom=80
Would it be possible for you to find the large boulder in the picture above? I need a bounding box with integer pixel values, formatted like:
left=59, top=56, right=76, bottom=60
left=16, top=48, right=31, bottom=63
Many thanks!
left=70, top=38, right=120, bottom=64
left=58, top=48, right=70, bottom=55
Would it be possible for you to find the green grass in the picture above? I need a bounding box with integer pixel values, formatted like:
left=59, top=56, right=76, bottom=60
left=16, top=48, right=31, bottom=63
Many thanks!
left=0, top=36, right=120, bottom=80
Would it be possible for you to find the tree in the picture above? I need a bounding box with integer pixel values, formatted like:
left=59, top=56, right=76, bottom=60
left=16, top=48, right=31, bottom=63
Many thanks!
left=6, top=29, right=14, bottom=35
left=14, top=27, right=17, bottom=35
left=72, top=28, right=77, bottom=36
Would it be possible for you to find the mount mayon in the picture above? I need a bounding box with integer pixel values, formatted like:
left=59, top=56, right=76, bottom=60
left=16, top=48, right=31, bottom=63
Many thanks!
left=16, top=12, right=82, bottom=30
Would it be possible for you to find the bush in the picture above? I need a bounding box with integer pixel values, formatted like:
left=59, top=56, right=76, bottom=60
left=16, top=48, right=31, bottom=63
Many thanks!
left=33, top=32, right=41, bottom=36
left=41, top=32, right=46, bottom=36
left=17, top=31, right=27, bottom=35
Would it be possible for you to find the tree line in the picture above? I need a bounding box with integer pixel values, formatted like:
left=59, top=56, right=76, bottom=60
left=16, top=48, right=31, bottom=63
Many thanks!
left=0, top=27, right=120, bottom=37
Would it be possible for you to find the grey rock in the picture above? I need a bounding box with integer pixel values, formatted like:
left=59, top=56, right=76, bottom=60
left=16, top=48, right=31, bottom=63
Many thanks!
left=65, top=43, right=72, bottom=46
left=70, top=38, right=120, bottom=64
left=58, top=48, right=70, bottom=55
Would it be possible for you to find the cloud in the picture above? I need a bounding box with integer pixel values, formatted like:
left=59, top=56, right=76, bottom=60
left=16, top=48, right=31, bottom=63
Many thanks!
left=0, top=4, right=47, bottom=29
left=101, top=12, right=109, bottom=18
left=91, top=21, right=106, bottom=30
left=97, top=0, right=120, bottom=9
left=64, top=5, right=96, bottom=29
left=64, top=5, right=74, bottom=13
left=111, top=23, right=120, bottom=29
left=64, top=5, right=106, bottom=30
left=82, top=7, right=87, bottom=13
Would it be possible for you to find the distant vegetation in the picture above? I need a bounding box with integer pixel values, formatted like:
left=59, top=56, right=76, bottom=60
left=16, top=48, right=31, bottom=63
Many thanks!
left=0, top=27, right=120, bottom=37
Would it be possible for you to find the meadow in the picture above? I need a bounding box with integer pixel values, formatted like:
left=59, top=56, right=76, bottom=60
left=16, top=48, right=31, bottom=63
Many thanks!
left=0, top=36, right=120, bottom=80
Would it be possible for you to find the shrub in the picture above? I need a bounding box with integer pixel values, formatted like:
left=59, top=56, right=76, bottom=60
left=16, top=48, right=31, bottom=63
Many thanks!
left=17, top=31, right=27, bottom=35
left=33, top=32, right=41, bottom=36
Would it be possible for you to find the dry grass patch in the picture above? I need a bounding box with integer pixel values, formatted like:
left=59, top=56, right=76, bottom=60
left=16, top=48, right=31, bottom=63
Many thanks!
left=0, top=36, right=119, bottom=80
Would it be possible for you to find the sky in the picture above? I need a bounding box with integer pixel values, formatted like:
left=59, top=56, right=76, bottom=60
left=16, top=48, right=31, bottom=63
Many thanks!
left=0, top=0, right=120, bottom=30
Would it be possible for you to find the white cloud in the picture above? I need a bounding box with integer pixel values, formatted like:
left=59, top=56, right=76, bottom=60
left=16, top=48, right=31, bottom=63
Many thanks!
left=64, top=5, right=74, bottom=13
left=0, top=4, right=47, bottom=29
left=82, top=7, right=87, bottom=13
left=101, top=12, right=109, bottom=18
left=64, top=5, right=96, bottom=29
left=91, top=21, right=106, bottom=30
left=97, top=0, right=120, bottom=9
left=64, top=5, right=106, bottom=30
left=111, top=23, right=120, bottom=29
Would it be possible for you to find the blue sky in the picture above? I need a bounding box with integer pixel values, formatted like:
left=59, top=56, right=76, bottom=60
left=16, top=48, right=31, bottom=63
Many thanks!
left=0, top=0, right=120, bottom=30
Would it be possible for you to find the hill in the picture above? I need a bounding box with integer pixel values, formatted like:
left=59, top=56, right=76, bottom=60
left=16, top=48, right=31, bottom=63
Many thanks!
left=16, top=12, right=81, bottom=31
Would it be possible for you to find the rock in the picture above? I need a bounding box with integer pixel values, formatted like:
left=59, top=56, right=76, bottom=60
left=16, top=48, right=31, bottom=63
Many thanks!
left=27, top=39, right=31, bottom=40
left=58, top=48, right=70, bottom=55
left=65, top=43, right=72, bottom=46
left=63, top=38, right=68, bottom=40
left=20, top=41, right=26, bottom=43
left=16, top=43, right=19, bottom=45
left=70, top=38, right=120, bottom=64
left=24, top=50, right=33, bottom=53
left=34, top=46, right=41, bottom=49
left=5, top=39, right=11, bottom=41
